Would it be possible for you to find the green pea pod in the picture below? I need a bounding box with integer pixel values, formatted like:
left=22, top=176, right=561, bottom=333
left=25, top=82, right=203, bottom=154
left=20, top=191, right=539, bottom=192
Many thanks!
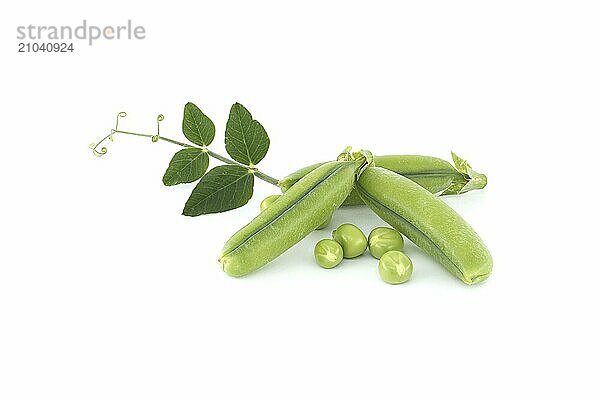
left=355, top=167, right=492, bottom=285
left=342, top=190, right=364, bottom=206
left=278, top=153, right=487, bottom=206
left=278, top=162, right=324, bottom=190
left=220, top=156, right=370, bottom=277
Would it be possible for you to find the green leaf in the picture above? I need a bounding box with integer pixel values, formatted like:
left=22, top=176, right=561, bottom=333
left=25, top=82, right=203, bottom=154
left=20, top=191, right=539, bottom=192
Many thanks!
left=225, top=103, right=270, bottom=166
left=182, top=102, right=215, bottom=146
left=162, top=148, right=209, bottom=186
left=183, top=165, right=254, bottom=216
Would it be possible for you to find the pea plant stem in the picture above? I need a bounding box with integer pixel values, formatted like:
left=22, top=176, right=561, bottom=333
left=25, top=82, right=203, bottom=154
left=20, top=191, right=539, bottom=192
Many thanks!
left=111, top=129, right=280, bottom=186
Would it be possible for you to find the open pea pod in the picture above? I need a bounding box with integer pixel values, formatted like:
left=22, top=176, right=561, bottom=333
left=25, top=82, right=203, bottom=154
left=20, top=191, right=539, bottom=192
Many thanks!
left=219, top=153, right=371, bottom=277
left=278, top=153, right=487, bottom=206
left=356, top=167, right=492, bottom=285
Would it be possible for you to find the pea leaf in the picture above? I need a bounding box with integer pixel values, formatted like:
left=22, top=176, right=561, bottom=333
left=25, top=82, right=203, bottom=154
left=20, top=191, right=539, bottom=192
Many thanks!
left=225, top=103, right=270, bottom=166
left=162, top=148, right=209, bottom=186
left=182, top=102, right=215, bottom=146
left=183, top=165, right=254, bottom=216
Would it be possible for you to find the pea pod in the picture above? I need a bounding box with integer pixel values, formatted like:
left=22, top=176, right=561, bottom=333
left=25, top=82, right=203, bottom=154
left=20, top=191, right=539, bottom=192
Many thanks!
left=356, top=167, right=492, bottom=285
left=278, top=153, right=487, bottom=206
left=278, top=162, right=324, bottom=190
left=219, top=157, right=370, bottom=277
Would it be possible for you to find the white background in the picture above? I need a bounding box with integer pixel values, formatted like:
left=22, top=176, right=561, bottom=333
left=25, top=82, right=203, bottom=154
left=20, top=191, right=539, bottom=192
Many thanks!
left=1, top=1, right=599, bottom=399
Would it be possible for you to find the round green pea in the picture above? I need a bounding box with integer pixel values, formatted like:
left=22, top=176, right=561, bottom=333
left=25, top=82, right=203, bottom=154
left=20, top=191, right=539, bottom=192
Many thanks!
left=332, top=224, right=367, bottom=258
left=368, top=227, right=404, bottom=259
left=378, top=250, right=413, bottom=284
left=260, top=195, right=281, bottom=212
left=314, top=239, right=344, bottom=269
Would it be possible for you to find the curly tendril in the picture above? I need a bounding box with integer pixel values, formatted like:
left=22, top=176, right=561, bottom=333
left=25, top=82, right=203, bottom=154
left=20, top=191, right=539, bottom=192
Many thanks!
left=89, top=112, right=128, bottom=157
left=89, top=138, right=109, bottom=156
left=152, top=114, right=164, bottom=142
left=115, top=112, right=127, bottom=131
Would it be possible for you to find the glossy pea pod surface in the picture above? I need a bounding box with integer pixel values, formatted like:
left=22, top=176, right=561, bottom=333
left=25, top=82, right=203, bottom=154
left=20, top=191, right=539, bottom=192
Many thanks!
left=279, top=155, right=484, bottom=206
left=219, top=160, right=362, bottom=277
left=356, top=167, right=492, bottom=285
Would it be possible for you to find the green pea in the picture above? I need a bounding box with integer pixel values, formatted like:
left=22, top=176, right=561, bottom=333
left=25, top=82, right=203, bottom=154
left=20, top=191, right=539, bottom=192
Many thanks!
left=378, top=250, right=413, bottom=284
left=368, top=227, right=404, bottom=259
left=314, top=239, right=343, bottom=268
left=332, top=224, right=367, bottom=258
left=260, top=195, right=281, bottom=212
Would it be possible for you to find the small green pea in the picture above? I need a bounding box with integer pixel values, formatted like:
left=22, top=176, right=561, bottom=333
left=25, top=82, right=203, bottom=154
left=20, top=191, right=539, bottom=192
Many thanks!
left=378, top=250, right=413, bottom=284
left=314, top=239, right=344, bottom=269
left=315, top=214, right=332, bottom=230
left=368, top=227, right=404, bottom=259
left=260, top=195, right=281, bottom=212
left=332, top=224, right=367, bottom=258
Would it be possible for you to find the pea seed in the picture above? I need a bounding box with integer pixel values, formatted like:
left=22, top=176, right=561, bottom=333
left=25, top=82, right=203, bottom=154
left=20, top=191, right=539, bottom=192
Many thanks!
left=368, top=227, right=404, bottom=259
left=314, top=239, right=343, bottom=269
left=378, top=250, right=413, bottom=284
left=332, top=223, right=367, bottom=258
